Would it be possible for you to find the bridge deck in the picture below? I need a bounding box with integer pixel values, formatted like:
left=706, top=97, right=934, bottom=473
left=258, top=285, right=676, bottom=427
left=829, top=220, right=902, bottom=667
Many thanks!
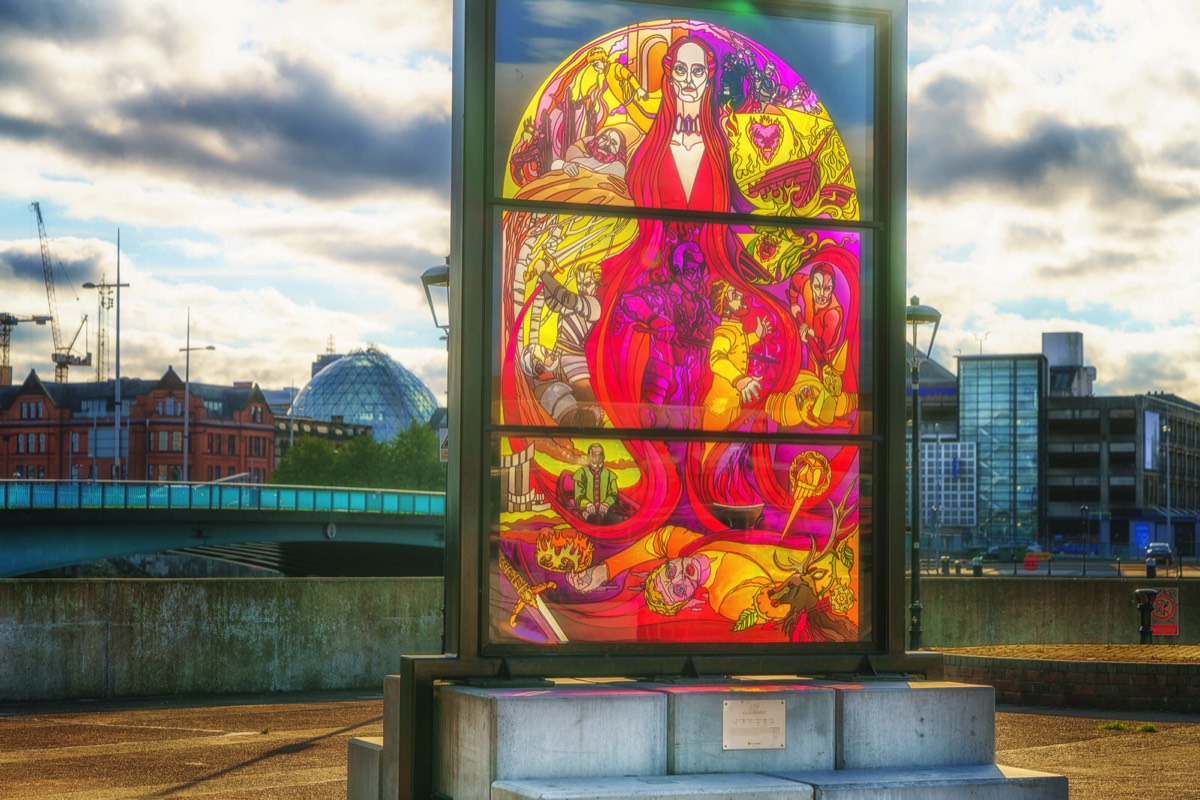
left=0, top=481, right=448, bottom=576
left=0, top=480, right=444, bottom=515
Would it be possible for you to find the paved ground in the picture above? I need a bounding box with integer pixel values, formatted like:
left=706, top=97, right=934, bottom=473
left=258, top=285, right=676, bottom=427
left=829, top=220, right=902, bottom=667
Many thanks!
left=996, top=706, right=1200, bottom=799
left=3, top=651, right=1200, bottom=799
left=0, top=690, right=382, bottom=799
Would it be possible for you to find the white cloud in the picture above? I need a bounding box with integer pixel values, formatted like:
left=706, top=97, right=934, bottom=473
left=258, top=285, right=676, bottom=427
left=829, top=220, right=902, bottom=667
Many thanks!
left=908, top=0, right=1200, bottom=399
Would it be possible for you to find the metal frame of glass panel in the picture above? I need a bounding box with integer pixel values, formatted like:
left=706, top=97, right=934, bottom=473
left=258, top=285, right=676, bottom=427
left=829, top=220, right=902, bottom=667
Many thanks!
left=390, top=1, right=936, bottom=796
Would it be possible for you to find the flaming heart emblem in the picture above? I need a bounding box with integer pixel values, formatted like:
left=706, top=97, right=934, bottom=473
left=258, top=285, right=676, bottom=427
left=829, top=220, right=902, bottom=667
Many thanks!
left=749, top=119, right=782, bottom=163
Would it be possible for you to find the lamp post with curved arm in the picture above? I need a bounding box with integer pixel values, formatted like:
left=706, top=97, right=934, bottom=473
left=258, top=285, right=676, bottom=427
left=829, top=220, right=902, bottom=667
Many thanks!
left=906, top=296, right=941, bottom=651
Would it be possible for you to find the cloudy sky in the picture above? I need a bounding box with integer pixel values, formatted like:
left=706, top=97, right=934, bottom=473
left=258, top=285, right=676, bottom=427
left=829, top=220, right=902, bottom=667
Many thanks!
left=1, top=0, right=1197, bottom=402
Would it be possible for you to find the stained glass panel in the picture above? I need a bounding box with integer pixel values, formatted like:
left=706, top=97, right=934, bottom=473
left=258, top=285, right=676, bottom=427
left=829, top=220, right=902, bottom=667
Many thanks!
left=500, top=17, right=862, bottom=221
left=482, top=2, right=881, bottom=653
left=490, top=434, right=868, bottom=646
left=494, top=3, right=876, bottom=219
left=495, top=209, right=870, bottom=435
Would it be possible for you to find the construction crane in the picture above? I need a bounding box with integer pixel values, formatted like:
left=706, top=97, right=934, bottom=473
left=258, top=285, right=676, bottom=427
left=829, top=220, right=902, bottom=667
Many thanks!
left=31, top=202, right=91, bottom=383
left=0, top=312, right=52, bottom=385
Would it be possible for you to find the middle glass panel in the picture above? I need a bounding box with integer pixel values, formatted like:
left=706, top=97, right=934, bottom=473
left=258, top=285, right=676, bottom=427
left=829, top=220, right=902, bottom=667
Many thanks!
left=494, top=209, right=870, bottom=435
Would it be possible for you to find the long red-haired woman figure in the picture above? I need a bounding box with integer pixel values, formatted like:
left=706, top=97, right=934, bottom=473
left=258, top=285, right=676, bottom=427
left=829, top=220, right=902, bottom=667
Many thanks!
left=626, top=36, right=730, bottom=212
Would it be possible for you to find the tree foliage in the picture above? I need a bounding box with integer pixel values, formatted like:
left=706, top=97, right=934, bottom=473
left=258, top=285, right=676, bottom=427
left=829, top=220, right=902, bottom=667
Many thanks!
left=270, top=423, right=445, bottom=490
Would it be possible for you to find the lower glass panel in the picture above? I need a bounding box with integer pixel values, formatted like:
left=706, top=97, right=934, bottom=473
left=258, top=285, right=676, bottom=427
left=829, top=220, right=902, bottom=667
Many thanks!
left=489, top=434, right=869, bottom=647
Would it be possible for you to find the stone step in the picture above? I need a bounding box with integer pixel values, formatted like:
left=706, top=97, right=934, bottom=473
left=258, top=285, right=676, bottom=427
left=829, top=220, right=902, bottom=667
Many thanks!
left=347, top=736, right=382, bottom=800
left=771, top=764, right=1068, bottom=799
left=492, top=772, right=813, bottom=799
left=491, top=765, right=1068, bottom=800
left=815, top=680, right=995, bottom=769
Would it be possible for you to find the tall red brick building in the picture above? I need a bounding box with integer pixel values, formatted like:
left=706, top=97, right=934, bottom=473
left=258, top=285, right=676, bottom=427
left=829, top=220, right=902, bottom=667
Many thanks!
left=0, top=368, right=275, bottom=483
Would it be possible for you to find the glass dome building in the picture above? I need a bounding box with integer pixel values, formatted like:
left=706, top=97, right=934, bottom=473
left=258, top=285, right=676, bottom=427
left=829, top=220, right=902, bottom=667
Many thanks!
left=290, top=347, right=437, bottom=442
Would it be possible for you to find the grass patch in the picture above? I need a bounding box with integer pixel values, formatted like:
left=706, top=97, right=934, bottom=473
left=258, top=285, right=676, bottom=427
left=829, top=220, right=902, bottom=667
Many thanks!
left=1097, top=721, right=1131, bottom=731
left=260, top=726, right=272, bottom=735
left=1096, top=721, right=1159, bottom=733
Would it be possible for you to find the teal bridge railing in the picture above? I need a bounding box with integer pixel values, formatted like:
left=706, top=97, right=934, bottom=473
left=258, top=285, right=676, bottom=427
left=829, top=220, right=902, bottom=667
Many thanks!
left=0, top=480, right=445, bottom=516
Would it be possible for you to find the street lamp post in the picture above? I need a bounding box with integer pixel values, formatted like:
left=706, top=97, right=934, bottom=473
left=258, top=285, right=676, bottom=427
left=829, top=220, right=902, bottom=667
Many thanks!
left=83, top=239, right=129, bottom=480
left=906, top=295, right=941, bottom=651
left=1162, top=420, right=1174, bottom=574
left=1080, top=504, right=1089, bottom=577
left=179, top=308, right=215, bottom=483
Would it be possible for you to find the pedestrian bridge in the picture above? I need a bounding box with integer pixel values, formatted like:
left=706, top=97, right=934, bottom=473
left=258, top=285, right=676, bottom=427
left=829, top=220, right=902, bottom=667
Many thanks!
left=0, top=480, right=447, bottom=577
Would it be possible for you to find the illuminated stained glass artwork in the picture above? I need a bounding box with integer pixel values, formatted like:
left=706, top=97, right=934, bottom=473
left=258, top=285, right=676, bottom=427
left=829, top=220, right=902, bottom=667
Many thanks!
left=489, top=17, right=869, bottom=647
left=493, top=436, right=862, bottom=645
left=500, top=211, right=864, bottom=435
left=503, top=19, right=860, bottom=220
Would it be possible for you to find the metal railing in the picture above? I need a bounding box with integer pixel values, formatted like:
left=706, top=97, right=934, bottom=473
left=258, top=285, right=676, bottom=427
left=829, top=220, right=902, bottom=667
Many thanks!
left=0, top=480, right=445, bottom=515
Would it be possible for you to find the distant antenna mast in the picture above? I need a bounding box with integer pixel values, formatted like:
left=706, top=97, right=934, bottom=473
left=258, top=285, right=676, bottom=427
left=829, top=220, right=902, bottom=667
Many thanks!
left=326, top=334, right=335, bottom=355
left=93, top=272, right=113, bottom=382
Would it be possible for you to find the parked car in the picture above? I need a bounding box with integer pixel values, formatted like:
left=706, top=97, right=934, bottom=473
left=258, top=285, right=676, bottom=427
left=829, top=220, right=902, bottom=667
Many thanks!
left=976, top=546, right=1006, bottom=562
left=1052, top=542, right=1100, bottom=555
left=1145, top=542, right=1174, bottom=566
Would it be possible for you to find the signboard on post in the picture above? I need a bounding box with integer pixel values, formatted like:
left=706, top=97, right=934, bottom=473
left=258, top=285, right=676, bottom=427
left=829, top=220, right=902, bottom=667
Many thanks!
left=1152, top=587, right=1179, bottom=636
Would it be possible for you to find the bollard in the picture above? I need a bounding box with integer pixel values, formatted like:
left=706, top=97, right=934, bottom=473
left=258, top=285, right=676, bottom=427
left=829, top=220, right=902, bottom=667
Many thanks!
left=939, top=556, right=950, bottom=576
left=1134, top=588, right=1158, bottom=644
left=972, top=555, right=983, bottom=577
left=1116, top=556, right=1121, bottom=577
left=955, top=560, right=962, bottom=575
left=1146, top=557, right=1157, bottom=579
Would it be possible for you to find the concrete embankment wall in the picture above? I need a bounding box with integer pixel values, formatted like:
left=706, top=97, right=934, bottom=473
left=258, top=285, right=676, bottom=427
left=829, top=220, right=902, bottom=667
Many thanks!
left=0, top=578, right=442, bottom=702
left=1, top=576, right=1194, bottom=702
left=916, top=577, right=1198, bottom=646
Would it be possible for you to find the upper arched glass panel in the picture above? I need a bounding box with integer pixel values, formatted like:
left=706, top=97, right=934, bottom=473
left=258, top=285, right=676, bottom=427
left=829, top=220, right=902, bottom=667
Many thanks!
left=494, top=5, right=875, bottom=221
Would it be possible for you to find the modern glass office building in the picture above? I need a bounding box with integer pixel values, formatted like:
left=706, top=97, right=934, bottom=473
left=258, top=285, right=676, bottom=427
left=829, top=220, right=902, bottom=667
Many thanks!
left=957, top=355, right=1048, bottom=548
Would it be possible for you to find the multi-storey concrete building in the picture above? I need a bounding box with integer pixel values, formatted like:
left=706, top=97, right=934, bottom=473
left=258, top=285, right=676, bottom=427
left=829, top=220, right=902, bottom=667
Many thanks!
left=1046, top=391, right=1200, bottom=558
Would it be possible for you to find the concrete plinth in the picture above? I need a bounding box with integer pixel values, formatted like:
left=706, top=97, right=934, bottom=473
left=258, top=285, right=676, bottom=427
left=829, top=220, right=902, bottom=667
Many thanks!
left=435, top=684, right=668, bottom=800
left=492, top=773, right=813, bottom=800
left=821, top=681, right=995, bottom=769
left=648, top=683, right=835, bottom=774
left=381, top=677, right=1064, bottom=800
left=346, top=736, right=382, bottom=800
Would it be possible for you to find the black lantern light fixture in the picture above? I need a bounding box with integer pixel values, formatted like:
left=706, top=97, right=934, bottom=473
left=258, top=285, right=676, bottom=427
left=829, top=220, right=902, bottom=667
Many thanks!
left=421, top=256, right=450, bottom=344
